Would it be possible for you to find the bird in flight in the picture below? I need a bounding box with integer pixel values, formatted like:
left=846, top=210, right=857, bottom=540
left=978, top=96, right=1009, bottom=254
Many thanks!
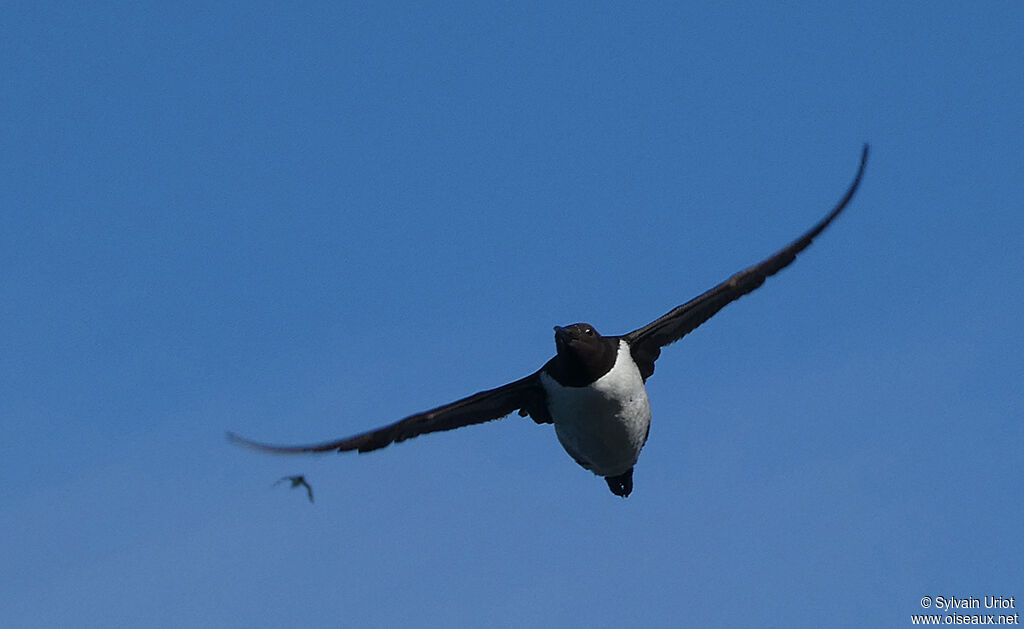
left=274, top=475, right=314, bottom=503
left=230, top=146, right=869, bottom=498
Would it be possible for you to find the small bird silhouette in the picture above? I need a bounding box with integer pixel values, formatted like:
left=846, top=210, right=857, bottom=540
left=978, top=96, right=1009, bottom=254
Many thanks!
left=274, top=475, right=314, bottom=503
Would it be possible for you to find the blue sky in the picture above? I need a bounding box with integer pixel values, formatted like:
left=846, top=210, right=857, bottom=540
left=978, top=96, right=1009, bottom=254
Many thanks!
left=2, top=2, right=1022, bottom=627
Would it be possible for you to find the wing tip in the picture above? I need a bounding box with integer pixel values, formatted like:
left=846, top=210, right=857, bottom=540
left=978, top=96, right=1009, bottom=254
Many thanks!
left=846, top=143, right=870, bottom=197
left=226, top=431, right=328, bottom=455
left=814, top=142, right=870, bottom=233
left=226, top=430, right=274, bottom=452
left=857, top=142, right=870, bottom=179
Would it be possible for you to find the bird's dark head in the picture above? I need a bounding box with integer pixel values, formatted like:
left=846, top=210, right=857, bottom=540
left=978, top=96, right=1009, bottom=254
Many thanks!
left=554, top=323, right=601, bottom=348
left=550, top=323, right=618, bottom=386
left=553, top=322, right=609, bottom=359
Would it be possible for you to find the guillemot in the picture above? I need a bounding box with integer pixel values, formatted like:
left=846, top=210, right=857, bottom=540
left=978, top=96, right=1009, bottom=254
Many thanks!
left=230, top=146, right=869, bottom=498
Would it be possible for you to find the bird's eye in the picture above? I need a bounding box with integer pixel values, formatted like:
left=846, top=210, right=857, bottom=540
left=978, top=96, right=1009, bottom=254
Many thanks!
left=585, top=328, right=593, bottom=336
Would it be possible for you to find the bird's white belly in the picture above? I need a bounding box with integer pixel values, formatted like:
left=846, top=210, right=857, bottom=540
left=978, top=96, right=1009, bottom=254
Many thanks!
left=541, top=341, right=651, bottom=477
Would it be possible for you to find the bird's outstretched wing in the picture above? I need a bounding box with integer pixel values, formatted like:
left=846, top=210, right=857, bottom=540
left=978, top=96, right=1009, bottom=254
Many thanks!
left=623, top=145, right=869, bottom=380
left=228, top=371, right=549, bottom=455
left=298, top=478, right=314, bottom=503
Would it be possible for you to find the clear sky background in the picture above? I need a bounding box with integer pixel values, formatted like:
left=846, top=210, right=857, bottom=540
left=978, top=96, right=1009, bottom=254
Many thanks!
left=2, top=3, right=1022, bottom=628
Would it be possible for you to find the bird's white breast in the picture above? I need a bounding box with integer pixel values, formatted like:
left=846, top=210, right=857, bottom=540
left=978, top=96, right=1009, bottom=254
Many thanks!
left=540, top=340, right=651, bottom=477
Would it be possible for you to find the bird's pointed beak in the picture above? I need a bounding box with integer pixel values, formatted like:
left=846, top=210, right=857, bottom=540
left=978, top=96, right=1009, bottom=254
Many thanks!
left=554, top=326, right=571, bottom=345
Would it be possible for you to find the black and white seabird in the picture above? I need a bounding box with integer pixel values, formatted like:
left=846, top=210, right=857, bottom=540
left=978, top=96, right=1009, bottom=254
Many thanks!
left=230, top=146, right=869, bottom=498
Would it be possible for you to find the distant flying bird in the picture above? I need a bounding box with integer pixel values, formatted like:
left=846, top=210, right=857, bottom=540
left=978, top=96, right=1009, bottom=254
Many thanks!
left=275, top=475, right=314, bottom=503
left=230, top=146, right=869, bottom=498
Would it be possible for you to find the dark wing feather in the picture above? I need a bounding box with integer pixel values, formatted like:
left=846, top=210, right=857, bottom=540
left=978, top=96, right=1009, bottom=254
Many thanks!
left=624, top=145, right=869, bottom=380
left=227, top=371, right=548, bottom=455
